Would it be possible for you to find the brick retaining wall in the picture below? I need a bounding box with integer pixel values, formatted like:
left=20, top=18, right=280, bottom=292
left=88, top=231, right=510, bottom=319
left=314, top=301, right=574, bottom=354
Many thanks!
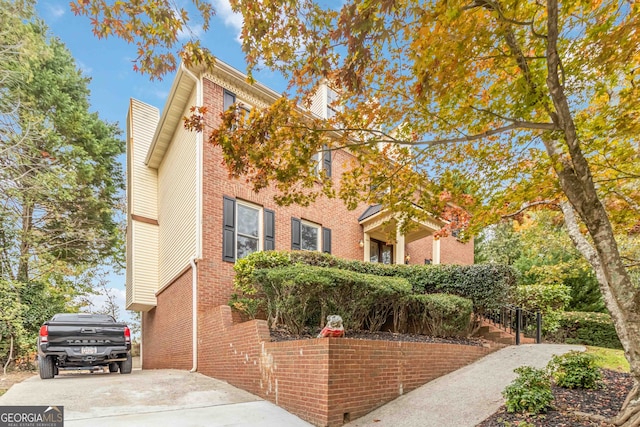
left=198, top=305, right=497, bottom=426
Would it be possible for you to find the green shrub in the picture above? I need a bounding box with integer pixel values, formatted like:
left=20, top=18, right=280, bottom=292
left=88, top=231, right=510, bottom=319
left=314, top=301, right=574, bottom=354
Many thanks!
left=511, top=284, right=571, bottom=333
left=255, top=265, right=411, bottom=333
left=232, top=251, right=516, bottom=315
left=548, top=351, right=602, bottom=389
left=502, top=366, right=553, bottom=414
left=404, top=294, right=473, bottom=337
left=547, top=312, right=622, bottom=349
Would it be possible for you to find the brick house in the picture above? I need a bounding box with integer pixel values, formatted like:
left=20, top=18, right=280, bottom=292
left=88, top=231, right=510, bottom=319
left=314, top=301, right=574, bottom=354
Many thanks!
left=125, top=59, right=478, bottom=424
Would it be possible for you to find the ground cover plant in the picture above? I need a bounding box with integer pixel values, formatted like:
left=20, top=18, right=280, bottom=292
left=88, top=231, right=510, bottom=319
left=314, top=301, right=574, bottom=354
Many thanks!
left=481, top=348, right=632, bottom=426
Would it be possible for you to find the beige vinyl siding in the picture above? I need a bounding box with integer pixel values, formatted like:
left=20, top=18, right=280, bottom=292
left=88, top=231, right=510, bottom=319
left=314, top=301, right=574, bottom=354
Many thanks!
left=309, top=85, right=326, bottom=118
left=157, top=89, right=198, bottom=288
left=130, top=221, right=159, bottom=309
left=126, top=99, right=160, bottom=311
left=130, top=100, right=159, bottom=219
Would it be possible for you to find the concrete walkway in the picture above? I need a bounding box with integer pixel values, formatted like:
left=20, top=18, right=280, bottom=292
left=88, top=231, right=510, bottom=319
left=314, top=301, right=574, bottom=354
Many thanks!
left=345, top=344, right=584, bottom=427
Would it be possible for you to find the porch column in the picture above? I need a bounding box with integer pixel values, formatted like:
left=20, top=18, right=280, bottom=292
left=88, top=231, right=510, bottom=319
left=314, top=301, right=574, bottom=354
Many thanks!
left=432, top=237, right=441, bottom=264
left=395, top=229, right=405, bottom=265
left=363, top=233, right=371, bottom=262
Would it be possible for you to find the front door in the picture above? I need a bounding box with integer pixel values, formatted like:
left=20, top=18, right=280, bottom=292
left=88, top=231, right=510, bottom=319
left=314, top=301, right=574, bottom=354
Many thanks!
left=369, top=239, right=393, bottom=264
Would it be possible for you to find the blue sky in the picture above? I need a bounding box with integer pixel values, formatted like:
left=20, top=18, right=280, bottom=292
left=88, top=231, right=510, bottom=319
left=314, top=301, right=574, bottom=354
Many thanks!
left=35, top=1, right=288, bottom=322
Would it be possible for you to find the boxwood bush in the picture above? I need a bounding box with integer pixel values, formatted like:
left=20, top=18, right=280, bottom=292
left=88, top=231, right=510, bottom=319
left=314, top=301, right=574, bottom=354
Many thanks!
left=254, top=265, right=412, bottom=333
left=403, top=294, right=473, bottom=337
left=233, top=251, right=515, bottom=313
left=547, top=311, right=622, bottom=349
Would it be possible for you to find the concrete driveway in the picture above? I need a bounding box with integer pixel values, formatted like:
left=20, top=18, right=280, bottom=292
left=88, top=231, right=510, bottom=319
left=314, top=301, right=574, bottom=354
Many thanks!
left=0, top=369, right=312, bottom=427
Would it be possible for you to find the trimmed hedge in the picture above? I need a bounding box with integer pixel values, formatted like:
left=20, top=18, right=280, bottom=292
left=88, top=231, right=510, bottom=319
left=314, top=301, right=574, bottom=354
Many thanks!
left=233, top=251, right=516, bottom=312
left=254, top=265, right=412, bottom=333
left=547, top=311, right=622, bottom=349
left=403, top=294, right=473, bottom=337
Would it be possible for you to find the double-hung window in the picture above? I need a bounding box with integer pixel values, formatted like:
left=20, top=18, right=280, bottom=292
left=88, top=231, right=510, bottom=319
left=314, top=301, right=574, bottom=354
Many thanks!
left=236, top=202, right=261, bottom=259
left=311, top=146, right=332, bottom=178
left=291, top=217, right=331, bottom=253
left=300, top=221, right=320, bottom=251
left=223, top=197, right=275, bottom=262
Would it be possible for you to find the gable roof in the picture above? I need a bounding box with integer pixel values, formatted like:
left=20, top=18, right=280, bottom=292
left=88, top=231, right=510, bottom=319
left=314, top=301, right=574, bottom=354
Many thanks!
left=144, top=60, right=282, bottom=169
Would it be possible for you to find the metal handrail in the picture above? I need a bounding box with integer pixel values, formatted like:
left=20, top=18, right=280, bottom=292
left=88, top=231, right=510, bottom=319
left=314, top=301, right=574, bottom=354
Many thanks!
left=479, top=305, right=542, bottom=344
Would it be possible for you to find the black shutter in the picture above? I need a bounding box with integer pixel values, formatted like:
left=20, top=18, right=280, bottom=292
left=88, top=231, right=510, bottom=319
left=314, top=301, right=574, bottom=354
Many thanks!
left=322, top=227, right=332, bottom=254
left=291, top=217, right=301, bottom=250
left=322, top=146, right=332, bottom=177
left=264, top=209, right=275, bottom=251
left=222, top=196, right=236, bottom=262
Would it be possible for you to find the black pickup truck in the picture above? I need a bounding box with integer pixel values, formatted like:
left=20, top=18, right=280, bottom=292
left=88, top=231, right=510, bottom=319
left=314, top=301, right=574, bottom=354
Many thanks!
left=37, top=313, right=132, bottom=379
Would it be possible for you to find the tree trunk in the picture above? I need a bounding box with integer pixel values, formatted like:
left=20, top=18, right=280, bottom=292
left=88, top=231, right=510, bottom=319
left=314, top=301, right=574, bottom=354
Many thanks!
left=18, top=201, right=33, bottom=282
left=3, top=335, right=14, bottom=375
left=546, top=1, right=640, bottom=425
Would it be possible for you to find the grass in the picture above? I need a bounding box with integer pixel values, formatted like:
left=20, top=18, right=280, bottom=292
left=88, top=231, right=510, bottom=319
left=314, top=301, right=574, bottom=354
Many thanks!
left=586, top=346, right=630, bottom=373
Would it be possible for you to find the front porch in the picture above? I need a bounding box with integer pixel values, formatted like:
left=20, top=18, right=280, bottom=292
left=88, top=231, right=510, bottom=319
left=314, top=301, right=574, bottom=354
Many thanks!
left=358, top=204, right=444, bottom=265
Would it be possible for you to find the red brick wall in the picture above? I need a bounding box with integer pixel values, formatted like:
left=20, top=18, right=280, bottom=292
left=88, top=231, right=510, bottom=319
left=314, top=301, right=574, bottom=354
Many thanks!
left=142, top=268, right=193, bottom=370
left=198, top=306, right=495, bottom=427
left=406, top=235, right=474, bottom=266
left=440, top=235, right=475, bottom=265
left=198, top=77, right=473, bottom=312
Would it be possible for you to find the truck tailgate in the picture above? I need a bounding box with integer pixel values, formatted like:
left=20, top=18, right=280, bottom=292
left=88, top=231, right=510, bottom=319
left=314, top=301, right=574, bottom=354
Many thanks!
left=46, top=322, right=127, bottom=347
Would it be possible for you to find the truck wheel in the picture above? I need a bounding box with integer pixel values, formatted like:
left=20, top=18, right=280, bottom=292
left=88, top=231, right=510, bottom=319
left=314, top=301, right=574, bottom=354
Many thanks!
left=108, top=362, right=119, bottom=373
left=119, top=354, right=132, bottom=374
left=39, top=355, right=55, bottom=379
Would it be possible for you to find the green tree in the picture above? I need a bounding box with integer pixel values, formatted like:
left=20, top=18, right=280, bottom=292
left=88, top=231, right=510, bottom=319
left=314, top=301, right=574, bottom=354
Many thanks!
left=74, top=0, right=640, bottom=423
left=0, top=1, right=125, bottom=366
left=477, top=213, right=606, bottom=312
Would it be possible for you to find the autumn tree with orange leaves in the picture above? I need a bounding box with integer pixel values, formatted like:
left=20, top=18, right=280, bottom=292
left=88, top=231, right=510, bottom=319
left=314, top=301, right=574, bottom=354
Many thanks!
left=72, top=0, right=639, bottom=424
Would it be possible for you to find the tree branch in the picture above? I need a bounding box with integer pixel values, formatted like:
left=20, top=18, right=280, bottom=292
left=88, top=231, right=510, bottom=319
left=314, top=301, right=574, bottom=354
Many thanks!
left=501, top=200, right=558, bottom=218
left=469, top=106, right=560, bottom=130
left=284, top=120, right=557, bottom=150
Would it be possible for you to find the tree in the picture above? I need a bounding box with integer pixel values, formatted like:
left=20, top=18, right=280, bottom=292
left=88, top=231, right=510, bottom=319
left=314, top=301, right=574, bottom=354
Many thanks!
left=74, top=0, right=640, bottom=424
left=1, top=0, right=125, bottom=366
left=476, top=213, right=607, bottom=312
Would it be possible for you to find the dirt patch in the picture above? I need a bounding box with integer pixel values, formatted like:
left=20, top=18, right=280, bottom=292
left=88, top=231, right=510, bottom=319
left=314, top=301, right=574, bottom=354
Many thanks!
left=269, top=327, right=490, bottom=347
left=478, top=369, right=633, bottom=426
left=0, top=371, right=37, bottom=396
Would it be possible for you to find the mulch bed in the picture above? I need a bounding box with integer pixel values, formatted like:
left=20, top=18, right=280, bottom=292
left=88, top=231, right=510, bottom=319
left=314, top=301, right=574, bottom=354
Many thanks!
left=269, top=327, right=488, bottom=347
left=478, top=369, right=634, bottom=426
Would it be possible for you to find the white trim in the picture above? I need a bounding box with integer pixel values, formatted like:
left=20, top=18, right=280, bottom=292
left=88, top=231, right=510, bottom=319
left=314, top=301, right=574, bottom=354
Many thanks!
left=300, top=220, right=322, bottom=252
left=235, top=200, right=263, bottom=259
left=181, top=64, right=201, bottom=374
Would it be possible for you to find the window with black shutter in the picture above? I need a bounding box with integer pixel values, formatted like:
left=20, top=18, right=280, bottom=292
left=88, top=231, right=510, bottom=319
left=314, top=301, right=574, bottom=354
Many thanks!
left=222, top=197, right=273, bottom=262
left=291, top=217, right=330, bottom=254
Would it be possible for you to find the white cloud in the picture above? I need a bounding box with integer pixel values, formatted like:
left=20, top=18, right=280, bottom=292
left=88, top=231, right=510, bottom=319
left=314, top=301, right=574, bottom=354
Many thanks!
left=211, top=0, right=243, bottom=43
left=77, top=61, right=93, bottom=75
left=177, top=23, right=204, bottom=41
left=46, top=4, right=65, bottom=19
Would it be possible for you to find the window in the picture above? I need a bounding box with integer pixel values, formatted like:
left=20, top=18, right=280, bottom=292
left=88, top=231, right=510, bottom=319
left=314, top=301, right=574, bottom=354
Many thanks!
left=370, top=239, right=393, bottom=264
left=300, top=221, right=320, bottom=251
left=326, top=87, right=339, bottom=119
left=223, top=90, right=236, bottom=111
left=291, top=217, right=331, bottom=253
left=311, top=146, right=332, bottom=178
left=222, top=197, right=275, bottom=262
left=236, top=203, right=260, bottom=259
